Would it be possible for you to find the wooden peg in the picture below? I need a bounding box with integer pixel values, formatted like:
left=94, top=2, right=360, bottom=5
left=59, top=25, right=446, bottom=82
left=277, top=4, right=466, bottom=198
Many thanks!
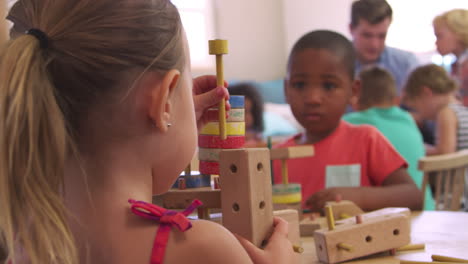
left=209, top=39, right=228, bottom=140
left=355, top=215, right=363, bottom=224
left=293, top=245, right=304, bottom=253
left=432, top=254, right=468, bottom=263
left=335, top=194, right=342, bottom=202
left=337, top=243, right=353, bottom=252
left=396, top=243, right=425, bottom=252
left=400, top=261, right=457, bottom=264
left=325, top=205, right=335, bottom=231
left=281, top=159, right=288, bottom=185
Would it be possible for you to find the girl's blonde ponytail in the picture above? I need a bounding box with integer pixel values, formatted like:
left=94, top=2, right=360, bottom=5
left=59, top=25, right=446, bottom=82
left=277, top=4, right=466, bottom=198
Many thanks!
left=0, top=35, right=77, bottom=264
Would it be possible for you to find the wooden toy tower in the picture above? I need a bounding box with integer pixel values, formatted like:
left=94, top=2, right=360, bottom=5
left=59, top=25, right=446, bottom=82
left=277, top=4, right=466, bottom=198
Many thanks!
left=154, top=39, right=312, bottom=249
left=197, top=39, right=273, bottom=246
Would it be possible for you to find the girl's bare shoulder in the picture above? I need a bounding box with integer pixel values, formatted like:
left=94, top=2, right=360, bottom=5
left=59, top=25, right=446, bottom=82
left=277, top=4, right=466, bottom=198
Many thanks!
left=164, top=219, right=253, bottom=264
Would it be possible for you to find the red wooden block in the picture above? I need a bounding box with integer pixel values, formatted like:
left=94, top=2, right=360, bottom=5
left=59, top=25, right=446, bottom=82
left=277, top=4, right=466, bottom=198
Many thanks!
left=199, top=160, right=219, bottom=175
left=198, top=135, right=245, bottom=149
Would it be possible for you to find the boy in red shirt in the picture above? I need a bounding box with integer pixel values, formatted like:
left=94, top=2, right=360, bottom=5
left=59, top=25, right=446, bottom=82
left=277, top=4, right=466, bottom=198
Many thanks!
left=274, top=30, right=422, bottom=212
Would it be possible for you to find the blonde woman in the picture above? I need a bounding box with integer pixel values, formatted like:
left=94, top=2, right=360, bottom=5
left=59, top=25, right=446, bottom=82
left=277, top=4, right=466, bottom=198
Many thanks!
left=433, top=9, right=468, bottom=105
left=0, top=1, right=296, bottom=264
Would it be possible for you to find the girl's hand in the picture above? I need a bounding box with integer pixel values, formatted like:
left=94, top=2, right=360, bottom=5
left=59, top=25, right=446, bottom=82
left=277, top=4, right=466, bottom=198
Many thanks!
left=235, top=217, right=299, bottom=264
left=192, top=75, right=230, bottom=130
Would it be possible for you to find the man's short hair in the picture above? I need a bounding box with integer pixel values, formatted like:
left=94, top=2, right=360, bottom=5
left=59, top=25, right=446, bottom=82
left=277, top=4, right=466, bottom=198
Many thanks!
left=288, top=30, right=356, bottom=79
left=351, top=0, right=393, bottom=28
left=357, top=66, right=396, bottom=109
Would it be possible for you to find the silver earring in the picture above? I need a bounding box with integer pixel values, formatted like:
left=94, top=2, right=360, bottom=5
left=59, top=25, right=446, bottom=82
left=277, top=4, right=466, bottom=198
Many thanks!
left=167, top=123, right=172, bottom=128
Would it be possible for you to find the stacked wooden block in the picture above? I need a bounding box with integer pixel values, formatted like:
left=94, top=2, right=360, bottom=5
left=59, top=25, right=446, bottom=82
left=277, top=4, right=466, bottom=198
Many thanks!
left=198, top=95, right=245, bottom=175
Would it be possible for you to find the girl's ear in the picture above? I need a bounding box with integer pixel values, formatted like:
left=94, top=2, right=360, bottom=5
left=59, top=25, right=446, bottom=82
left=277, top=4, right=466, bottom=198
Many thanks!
left=148, top=69, right=180, bottom=132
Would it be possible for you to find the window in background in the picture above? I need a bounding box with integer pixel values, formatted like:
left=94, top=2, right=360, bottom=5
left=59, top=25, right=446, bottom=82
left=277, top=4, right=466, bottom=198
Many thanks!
left=386, top=0, right=468, bottom=68
left=172, top=0, right=215, bottom=71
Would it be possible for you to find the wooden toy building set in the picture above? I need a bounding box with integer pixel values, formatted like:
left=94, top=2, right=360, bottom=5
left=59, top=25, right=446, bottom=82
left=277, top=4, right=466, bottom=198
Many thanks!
left=154, top=39, right=418, bottom=263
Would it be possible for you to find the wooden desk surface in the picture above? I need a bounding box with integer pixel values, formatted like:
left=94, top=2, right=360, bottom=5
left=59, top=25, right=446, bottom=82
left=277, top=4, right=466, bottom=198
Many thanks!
left=301, top=211, right=468, bottom=263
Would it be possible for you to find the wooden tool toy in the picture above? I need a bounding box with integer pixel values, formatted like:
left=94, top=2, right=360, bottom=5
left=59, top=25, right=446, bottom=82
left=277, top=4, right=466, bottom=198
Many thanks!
left=314, top=205, right=411, bottom=263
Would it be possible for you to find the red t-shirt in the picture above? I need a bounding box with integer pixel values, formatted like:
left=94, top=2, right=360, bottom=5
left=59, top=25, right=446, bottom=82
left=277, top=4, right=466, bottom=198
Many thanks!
left=273, top=121, right=407, bottom=206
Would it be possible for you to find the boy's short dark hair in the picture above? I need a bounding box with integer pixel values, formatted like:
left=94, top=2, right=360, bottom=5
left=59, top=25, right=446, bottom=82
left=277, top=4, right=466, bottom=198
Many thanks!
left=351, top=0, right=393, bottom=28
left=228, top=82, right=264, bottom=133
left=357, top=66, right=396, bottom=109
left=288, top=30, right=356, bottom=79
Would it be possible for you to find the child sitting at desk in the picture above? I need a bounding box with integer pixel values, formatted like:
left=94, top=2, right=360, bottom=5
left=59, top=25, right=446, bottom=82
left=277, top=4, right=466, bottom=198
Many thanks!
left=0, top=1, right=295, bottom=263
left=403, top=64, right=468, bottom=155
left=343, top=66, right=435, bottom=210
left=273, top=30, right=422, bottom=212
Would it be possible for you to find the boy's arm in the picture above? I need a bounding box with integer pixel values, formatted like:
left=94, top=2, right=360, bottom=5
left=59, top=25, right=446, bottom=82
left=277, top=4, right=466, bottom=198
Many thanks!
left=306, top=167, right=423, bottom=212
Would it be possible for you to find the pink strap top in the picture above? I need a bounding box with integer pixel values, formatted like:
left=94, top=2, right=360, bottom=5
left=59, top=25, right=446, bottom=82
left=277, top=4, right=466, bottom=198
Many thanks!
left=128, top=199, right=202, bottom=264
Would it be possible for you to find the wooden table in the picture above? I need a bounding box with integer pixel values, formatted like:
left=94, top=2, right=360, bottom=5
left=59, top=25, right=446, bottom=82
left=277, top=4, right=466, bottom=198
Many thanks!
left=301, top=211, right=468, bottom=263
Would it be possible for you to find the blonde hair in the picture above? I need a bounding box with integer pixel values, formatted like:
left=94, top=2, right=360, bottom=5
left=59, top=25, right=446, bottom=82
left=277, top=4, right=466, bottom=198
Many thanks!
left=357, top=66, right=396, bottom=109
left=0, top=0, right=183, bottom=264
left=404, top=64, right=457, bottom=99
left=433, top=9, right=468, bottom=49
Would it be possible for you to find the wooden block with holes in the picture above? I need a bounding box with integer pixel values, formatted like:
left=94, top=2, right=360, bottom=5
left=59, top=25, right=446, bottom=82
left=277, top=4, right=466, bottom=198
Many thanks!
left=325, top=200, right=364, bottom=220
left=314, top=213, right=410, bottom=264
left=270, top=145, right=314, bottom=160
left=219, top=148, right=273, bottom=247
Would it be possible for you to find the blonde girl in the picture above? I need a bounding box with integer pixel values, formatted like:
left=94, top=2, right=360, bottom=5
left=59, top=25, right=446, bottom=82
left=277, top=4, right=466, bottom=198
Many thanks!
left=0, top=0, right=295, bottom=263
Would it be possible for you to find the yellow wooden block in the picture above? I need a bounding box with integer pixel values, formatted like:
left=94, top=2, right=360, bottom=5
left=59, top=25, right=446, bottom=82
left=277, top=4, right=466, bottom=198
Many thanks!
left=209, top=39, right=228, bottom=54
left=270, top=145, right=314, bottom=160
left=200, top=122, right=245, bottom=136
left=272, top=192, right=302, bottom=204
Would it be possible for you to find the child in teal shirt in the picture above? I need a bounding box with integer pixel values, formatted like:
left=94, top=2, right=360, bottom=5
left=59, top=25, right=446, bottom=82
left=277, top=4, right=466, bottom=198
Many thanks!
left=344, top=67, right=435, bottom=210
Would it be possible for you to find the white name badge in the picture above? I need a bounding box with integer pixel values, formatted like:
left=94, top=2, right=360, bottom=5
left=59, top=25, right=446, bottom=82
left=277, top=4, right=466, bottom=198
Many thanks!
left=325, top=164, right=361, bottom=188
